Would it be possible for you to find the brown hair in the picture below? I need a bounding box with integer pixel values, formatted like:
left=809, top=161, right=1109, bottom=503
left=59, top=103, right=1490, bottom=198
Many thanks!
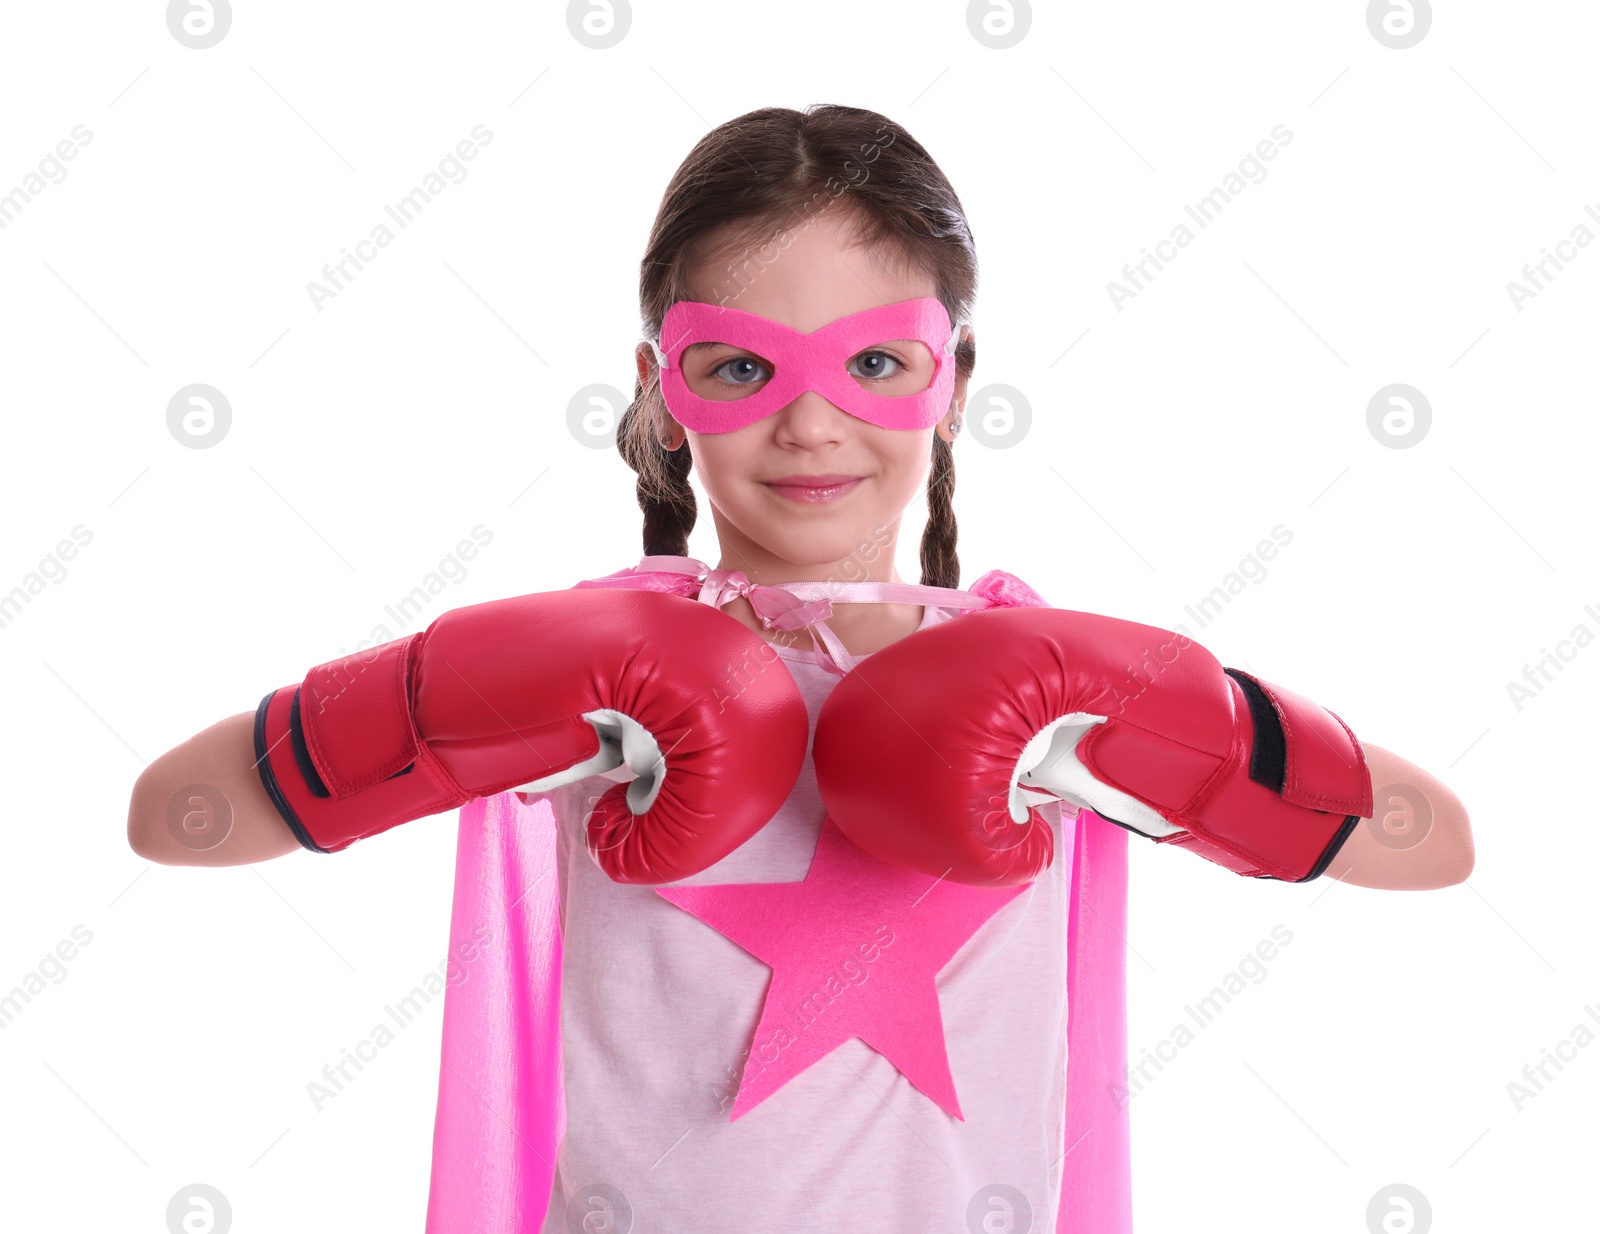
left=615, top=104, right=978, bottom=590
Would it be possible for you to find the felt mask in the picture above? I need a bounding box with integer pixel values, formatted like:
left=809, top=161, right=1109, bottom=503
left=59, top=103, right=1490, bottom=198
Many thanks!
left=648, top=297, right=963, bottom=433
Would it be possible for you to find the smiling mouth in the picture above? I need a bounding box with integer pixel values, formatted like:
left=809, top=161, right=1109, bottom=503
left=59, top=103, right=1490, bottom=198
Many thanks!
left=762, top=476, right=864, bottom=504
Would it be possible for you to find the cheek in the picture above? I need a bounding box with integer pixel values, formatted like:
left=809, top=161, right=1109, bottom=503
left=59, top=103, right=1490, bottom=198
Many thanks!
left=689, top=434, right=758, bottom=500
left=879, top=438, right=932, bottom=488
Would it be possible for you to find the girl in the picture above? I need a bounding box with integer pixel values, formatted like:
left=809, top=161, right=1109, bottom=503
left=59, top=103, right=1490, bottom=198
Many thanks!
left=128, top=104, right=1473, bottom=1233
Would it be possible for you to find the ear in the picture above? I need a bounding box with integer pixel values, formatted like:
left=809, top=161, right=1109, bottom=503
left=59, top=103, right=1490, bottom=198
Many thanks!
left=636, top=342, right=684, bottom=450
left=939, top=324, right=974, bottom=443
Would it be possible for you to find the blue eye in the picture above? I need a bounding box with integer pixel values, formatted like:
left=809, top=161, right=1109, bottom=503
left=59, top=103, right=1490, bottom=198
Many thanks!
left=712, top=356, right=769, bottom=386
left=708, top=350, right=904, bottom=388
left=849, top=351, right=903, bottom=380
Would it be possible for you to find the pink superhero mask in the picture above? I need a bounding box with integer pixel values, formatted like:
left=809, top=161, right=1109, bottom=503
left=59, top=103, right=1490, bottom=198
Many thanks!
left=647, top=296, right=964, bottom=434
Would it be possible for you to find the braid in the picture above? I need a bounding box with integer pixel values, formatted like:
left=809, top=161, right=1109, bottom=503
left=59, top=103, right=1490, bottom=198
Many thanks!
left=643, top=439, right=695, bottom=556
left=617, top=380, right=698, bottom=558
left=919, top=433, right=960, bottom=590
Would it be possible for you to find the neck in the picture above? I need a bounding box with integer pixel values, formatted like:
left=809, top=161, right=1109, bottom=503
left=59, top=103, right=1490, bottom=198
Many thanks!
left=710, top=524, right=908, bottom=592
left=713, top=558, right=911, bottom=592
left=621, top=553, right=992, bottom=670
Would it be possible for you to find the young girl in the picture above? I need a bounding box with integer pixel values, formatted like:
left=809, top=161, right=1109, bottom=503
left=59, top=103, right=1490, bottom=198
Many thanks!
left=128, top=104, right=1473, bottom=1233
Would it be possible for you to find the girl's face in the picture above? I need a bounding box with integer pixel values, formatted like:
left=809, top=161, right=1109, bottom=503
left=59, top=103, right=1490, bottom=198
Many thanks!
left=635, top=209, right=972, bottom=583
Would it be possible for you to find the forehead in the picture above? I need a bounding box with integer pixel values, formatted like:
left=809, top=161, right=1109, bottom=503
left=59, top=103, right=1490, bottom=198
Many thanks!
left=680, top=208, right=935, bottom=335
left=681, top=302, right=928, bottom=355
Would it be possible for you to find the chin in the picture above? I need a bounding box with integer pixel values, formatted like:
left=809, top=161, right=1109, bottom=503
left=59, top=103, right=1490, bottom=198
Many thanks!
left=721, top=485, right=895, bottom=568
left=775, top=523, right=888, bottom=569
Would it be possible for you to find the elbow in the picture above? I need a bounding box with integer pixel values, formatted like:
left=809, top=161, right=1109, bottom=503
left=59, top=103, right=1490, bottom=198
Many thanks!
left=126, top=766, right=183, bottom=866
left=1419, top=782, right=1475, bottom=888
left=1439, top=811, right=1475, bottom=886
left=126, top=770, right=164, bottom=863
left=1345, top=741, right=1475, bottom=890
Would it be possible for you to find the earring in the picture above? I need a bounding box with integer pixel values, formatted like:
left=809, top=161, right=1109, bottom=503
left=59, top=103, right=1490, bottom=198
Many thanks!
left=949, top=415, right=963, bottom=439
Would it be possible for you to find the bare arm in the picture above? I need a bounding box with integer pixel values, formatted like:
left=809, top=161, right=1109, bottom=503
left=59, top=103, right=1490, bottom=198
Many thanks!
left=1323, top=741, right=1474, bottom=890
left=127, top=712, right=304, bottom=866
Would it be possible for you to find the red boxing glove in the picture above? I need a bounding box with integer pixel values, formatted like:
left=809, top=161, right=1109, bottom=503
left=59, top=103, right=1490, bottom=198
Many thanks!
left=253, top=587, right=810, bottom=884
left=812, top=607, right=1373, bottom=886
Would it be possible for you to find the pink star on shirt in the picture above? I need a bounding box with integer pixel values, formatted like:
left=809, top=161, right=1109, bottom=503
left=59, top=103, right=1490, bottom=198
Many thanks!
left=655, top=816, right=1033, bottom=1122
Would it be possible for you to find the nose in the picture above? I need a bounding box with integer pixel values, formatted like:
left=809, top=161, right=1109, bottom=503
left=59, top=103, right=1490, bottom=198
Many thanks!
left=771, top=388, right=855, bottom=442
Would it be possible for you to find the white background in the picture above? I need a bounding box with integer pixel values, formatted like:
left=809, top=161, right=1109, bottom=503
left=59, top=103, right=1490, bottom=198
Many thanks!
left=1, top=2, right=1594, bottom=1231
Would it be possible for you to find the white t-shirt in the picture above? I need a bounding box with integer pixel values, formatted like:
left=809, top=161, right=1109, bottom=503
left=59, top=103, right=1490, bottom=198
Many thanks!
left=536, top=604, right=1070, bottom=1233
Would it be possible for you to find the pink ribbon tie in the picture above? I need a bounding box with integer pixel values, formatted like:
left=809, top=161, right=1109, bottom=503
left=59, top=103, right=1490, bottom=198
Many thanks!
left=628, top=553, right=996, bottom=678
left=697, top=567, right=859, bottom=677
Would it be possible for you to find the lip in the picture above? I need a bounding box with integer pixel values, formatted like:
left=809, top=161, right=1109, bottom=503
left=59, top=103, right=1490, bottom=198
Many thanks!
left=767, top=473, right=861, bottom=486
left=762, top=474, right=864, bottom=504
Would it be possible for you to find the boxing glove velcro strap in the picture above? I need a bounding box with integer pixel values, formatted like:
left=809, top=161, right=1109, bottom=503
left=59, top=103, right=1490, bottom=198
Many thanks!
left=286, top=686, right=328, bottom=797
left=299, top=634, right=423, bottom=797
left=1223, top=668, right=1371, bottom=817
left=255, top=681, right=471, bottom=854
left=1074, top=668, right=1372, bottom=883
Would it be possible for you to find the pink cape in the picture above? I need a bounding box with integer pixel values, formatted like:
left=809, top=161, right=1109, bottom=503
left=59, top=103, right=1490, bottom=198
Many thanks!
left=421, top=564, right=1132, bottom=1232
